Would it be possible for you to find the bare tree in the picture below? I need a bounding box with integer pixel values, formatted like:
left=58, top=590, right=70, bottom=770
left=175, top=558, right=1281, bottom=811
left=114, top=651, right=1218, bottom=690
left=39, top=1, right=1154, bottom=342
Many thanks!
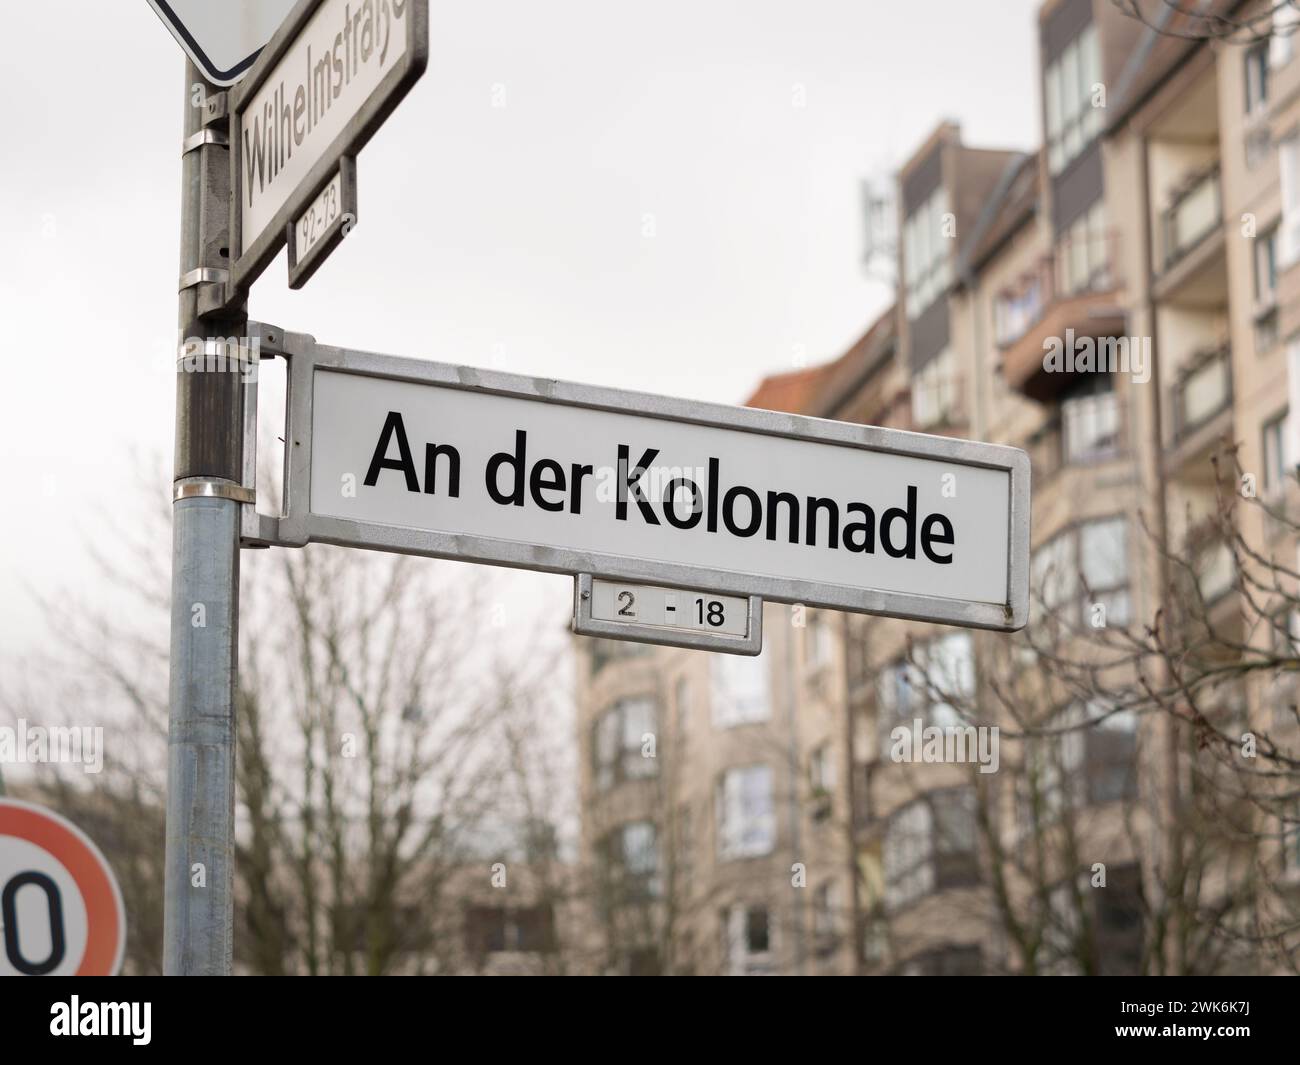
left=5, top=465, right=571, bottom=975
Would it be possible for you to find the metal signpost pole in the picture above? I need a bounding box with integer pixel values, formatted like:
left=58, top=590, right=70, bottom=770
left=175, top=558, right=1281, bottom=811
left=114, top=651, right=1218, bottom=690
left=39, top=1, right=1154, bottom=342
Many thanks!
left=163, top=60, right=248, bottom=976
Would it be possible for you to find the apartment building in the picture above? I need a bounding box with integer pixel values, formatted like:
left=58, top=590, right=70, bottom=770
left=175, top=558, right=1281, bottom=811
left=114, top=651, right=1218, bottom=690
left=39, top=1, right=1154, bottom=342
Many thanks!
left=574, top=0, right=1300, bottom=975
left=569, top=322, right=910, bottom=976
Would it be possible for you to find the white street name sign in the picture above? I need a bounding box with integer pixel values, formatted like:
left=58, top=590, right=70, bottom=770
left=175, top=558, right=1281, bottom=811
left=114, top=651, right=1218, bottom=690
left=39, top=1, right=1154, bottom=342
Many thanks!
left=229, top=0, right=427, bottom=291
left=249, top=329, right=1031, bottom=631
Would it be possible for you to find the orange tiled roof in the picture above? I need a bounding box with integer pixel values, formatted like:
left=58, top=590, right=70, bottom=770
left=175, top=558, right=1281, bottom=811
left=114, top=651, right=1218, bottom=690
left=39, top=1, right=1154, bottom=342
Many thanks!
left=743, top=365, right=829, bottom=415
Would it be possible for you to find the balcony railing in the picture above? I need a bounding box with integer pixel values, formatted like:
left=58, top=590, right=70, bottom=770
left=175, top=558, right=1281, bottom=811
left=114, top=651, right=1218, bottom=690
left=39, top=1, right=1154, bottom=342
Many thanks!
left=1172, top=344, right=1232, bottom=442
left=995, top=230, right=1124, bottom=403
left=1162, top=164, right=1222, bottom=271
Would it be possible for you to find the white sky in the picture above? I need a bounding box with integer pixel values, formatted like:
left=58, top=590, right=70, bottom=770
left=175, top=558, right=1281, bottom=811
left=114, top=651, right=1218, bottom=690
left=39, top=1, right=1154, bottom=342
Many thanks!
left=0, top=0, right=1042, bottom=658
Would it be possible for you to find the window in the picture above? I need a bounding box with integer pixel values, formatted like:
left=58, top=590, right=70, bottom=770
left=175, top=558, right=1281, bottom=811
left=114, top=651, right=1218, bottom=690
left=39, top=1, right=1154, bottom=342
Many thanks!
left=804, top=613, right=835, bottom=673
left=1256, top=226, right=1279, bottom=307
left=912, top=347, right=961, bottom=429
left=674, top=676, right=691, bottom=739
left=1197, top=540, right=1235, bottom=604
left=1263, top=410, right=1292, bottom=497
left=884, top=800, right=933, bottom=907
left=676, top=803, right=694, bottom=896
left=1279, top=133, right=1300, bottom=265
left=884, top=790, right=978, bottom=909
left=1061, top=374, right=1120, bottom=463
left=717, top=765, right=776, bottom=860
left=1026, top=700, right=1137, bottom=828
left=876, top=632, right=974, bottom=756
left=995, top=273, right=1045, bottom=346
left=722, top=905, right=773, bottom=975
left=1058, top=199, right=1110, bottom=296
left=711, top=651, right=771, bottom=728
left=1273, top=3, right=1300, bottom=67
left=809, top=743, right=836, bottom=795
left=1246, top=42, right=1270, bottom=116
left=1045, top=866, right=1142, bottom=975
left=900, top=945, right=982, bottom=976
left=903, top=185, right=952, bottom=317
left=1045, top=23, right=1102, bottom=176
left=600, top=821, right=661, bottom=902
left=465, top=905, right=556, bottom=956
left=1031, top=517, right=1130, bottom=627
left=592, top=696, right=658, bottom=791
left=813, top=881, right=840, bottom=950
left=1254, top=225, right=1279, bottom=351
left=809, top=743, right=834, bottom=822
left=589, top=637, right=649, bottom=675
left=1284, top=803, right=1300, bottom=875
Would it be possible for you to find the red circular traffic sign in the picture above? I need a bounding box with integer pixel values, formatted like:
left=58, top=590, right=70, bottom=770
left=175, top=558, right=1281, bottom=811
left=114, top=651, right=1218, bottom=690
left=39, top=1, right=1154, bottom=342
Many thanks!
left=0, top=799, right=126, bottom=976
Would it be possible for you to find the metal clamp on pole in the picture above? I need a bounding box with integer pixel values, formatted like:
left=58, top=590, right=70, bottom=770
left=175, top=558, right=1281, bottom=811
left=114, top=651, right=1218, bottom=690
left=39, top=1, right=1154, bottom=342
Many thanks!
left=178, top=267, right=230, bottom=292
left=182, top=127, right=228, bottom=155
left=173, top=479, right=255, bottom=505
left=176, top=336, right=258, bottom=374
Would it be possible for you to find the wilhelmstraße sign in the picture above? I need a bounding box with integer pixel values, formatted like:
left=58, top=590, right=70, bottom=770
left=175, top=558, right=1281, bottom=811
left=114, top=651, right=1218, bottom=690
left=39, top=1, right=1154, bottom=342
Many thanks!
left=229, top=0, right=427, bottom=292
left=247, top=328, right=1031, bottom=631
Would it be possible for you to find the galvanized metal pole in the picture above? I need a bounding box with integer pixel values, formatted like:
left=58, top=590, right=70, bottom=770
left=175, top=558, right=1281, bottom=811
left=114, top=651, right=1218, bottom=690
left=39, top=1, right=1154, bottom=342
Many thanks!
left=163, top=60, right=248, bottom=976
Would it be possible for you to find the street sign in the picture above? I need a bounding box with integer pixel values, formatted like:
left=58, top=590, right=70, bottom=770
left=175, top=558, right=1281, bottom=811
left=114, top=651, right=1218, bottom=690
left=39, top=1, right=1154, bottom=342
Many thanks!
left=147, top=0, right=298, bottom=86
left=229, top=0, right=428, bottom=292
left=573, top=574, right=763, bottom=655
left=0, top=799, right=127, bottom=976
left=243, top=325, right=1031, bottom=631
left=287, top=156, right=357, bottom=289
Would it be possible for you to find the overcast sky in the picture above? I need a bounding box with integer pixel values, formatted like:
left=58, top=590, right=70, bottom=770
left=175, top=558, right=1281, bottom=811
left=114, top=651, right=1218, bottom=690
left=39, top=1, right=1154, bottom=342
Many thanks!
left=0, top=0, right=1042, bottom=658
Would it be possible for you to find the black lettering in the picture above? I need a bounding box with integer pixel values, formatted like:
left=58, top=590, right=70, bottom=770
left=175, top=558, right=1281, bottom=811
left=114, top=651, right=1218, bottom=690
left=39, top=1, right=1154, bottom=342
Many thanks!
left=881, top=485, right=918, bottom=559
left=921, top=512, right=955, bottom=564
left=616, top=445, right=661, bottom=525
left=2, top=871, right=64, bottom=976
left=664, top=478, right=703, bottom=529
left=423, top=443, right=461, bottom=497
left=723, top=485, right=761, bottom=537
left=765, top=491, right=799, bottom=543
left=530, top=458, right=567, bottom=512
left=486, top=430, right=527, bottom=506
left=806, top=497, right=839, bottom=549
left=843, top=502, right=876, bottom=553
left=364, top=411, right=419, bottom=492
left=707, top=457, right=720, bottom=532
left=570, top=463, right=593, bottom=514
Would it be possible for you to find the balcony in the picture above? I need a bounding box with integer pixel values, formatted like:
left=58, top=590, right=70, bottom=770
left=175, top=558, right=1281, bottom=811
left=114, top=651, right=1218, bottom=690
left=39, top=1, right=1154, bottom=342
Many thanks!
left=1175, top=517, right=1242, bottom=648
left=1167, top=344, right=1233, bottom=480
left=1153, top=164, right=1227, bottom=308
left=996, top=230, right=1126, bottom=403
left=1162, top=164, right=1221, bottom=271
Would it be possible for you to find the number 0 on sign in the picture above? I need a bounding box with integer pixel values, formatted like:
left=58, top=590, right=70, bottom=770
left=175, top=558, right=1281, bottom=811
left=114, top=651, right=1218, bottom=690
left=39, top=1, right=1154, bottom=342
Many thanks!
left=0, top=799, right=127, bottom=976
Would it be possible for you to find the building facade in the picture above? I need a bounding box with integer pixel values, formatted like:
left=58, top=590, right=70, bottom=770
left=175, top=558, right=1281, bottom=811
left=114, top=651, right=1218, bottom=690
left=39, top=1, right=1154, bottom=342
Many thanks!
left=574, top=0, right=1300, bottom=975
